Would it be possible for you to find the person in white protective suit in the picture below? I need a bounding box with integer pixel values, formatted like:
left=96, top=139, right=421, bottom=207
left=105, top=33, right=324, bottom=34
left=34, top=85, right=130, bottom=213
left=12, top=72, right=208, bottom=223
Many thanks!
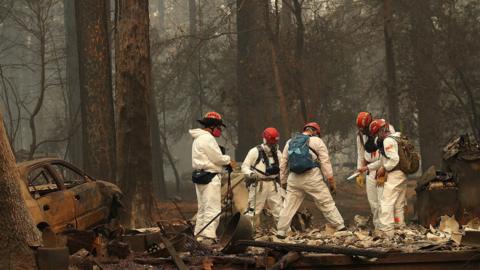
left=189, top=111, right=233, bottom=244
left=241, top=127, right=284, bottom=227
left=276, top=122, right=345, bottom=239
left=359, top=119, right=406, bottom=236
left=355, top=112, right=395, bottom=229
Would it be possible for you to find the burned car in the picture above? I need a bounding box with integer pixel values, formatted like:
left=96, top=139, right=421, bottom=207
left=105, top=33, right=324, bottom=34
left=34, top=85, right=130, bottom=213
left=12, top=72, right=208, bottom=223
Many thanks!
left=17, top=158, right=122, bottom=233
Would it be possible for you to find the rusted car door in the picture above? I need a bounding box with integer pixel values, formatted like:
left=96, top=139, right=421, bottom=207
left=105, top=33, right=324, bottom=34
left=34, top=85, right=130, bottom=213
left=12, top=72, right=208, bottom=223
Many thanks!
left=49, top=162, right=109, bottom=230
left=27, top=165, right=77, bottom=232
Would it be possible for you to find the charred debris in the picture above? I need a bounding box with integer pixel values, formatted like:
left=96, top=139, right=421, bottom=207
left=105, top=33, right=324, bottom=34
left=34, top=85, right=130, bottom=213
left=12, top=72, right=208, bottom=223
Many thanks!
left=39, top=135, right=480, bottom=269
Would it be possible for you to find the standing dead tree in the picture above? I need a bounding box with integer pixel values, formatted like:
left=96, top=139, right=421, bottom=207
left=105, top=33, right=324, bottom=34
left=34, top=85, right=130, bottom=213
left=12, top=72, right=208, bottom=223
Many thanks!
left=63, top=0, right=83, bottom=166
left=382, top=0, right=399, bottom=128
left=115, top=0, right=154, bottom=227
left=75, top=0, right=116, bottom=180
left=0, top=113, right=41, bottom=269
left=410, top=0, right=442, bottom=169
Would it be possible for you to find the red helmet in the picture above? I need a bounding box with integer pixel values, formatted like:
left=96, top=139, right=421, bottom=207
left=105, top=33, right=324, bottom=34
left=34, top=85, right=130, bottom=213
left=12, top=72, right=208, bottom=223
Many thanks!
left=303, top=122, right=321, bottom=135
left=197, top=111, right=226, bottom=127
left=263, top=127, right=280, bottom=145
left=356, top=112, right=372, bottom=129
left=369, top=119, right=387, bottom=136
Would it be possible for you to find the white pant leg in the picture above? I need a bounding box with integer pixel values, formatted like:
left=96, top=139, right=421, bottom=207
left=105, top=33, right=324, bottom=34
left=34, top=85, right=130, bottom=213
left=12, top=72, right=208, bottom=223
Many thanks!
left=394, top=180, right=407, bottom=227
left=194, top=182, right=206, bottom=236
left=277, top=174, right=305, bottom=235
left=366, top=170, right=382, bottom=229
left=246, top=183, right=268, bottom=217
left=379, top=170, right=407, bottom=232
left=195, top=175, right=221, bottom=239
left=265, top=182, right=284, bottom=222
left=303, top=168, right=345, bottom=229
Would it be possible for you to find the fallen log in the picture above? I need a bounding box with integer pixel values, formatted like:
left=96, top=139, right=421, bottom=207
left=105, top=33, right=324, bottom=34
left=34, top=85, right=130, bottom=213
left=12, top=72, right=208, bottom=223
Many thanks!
left=234, top=240, right=390, bottom=258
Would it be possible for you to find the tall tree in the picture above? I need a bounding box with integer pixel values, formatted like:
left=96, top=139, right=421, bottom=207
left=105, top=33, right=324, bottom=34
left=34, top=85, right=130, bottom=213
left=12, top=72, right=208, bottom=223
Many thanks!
left=0, top=113, right=41, bottom=270
left=151, top=101, right=166, bottom=199
left=115, top=0, right=154, bottom=226
left=411, top=0, right=442, bottom=169
left=75, top=0, right=116, bottom=180
left=64, top=0, right=83, bottom=166
left=236, top=0, right=271, bottom=159
left=383, top=0, right=399, bottom=128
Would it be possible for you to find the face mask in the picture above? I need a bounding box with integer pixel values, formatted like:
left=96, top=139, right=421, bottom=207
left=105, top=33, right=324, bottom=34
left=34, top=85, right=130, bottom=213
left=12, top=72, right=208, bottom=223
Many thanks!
left=212, top=127, right=222, bottom=137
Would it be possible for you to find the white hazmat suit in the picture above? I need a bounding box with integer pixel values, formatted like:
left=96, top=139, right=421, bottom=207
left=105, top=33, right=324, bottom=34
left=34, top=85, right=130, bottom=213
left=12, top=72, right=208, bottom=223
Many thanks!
left=367, top=132, right=407, bottom=233
left=356, top=124, right=395, bottom=229
left=277, top=135, right=345, bottom=237
left=241, top=144, right=284, bottom=224
left=189, top=128, right=231, bottom=240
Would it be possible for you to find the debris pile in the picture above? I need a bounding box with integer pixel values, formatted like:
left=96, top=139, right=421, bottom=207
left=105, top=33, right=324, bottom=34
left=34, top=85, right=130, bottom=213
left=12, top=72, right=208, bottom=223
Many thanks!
left=248, top=215, right=479, bottom=255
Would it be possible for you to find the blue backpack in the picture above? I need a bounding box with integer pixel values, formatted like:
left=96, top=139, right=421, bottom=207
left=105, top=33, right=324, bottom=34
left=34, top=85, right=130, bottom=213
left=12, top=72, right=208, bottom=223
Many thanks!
left=288, top=134, right=319, bottom=173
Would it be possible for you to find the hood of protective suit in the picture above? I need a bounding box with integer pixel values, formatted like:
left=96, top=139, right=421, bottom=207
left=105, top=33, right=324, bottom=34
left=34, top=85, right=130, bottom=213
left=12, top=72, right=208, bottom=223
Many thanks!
left=190, top=128, right=230, bottom=173
left=189, top=128, right=211, bottom=139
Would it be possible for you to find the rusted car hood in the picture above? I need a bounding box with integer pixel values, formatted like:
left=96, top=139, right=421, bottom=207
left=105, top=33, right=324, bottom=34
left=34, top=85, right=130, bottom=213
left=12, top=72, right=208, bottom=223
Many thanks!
left=96, top=180, right=123, bottom=198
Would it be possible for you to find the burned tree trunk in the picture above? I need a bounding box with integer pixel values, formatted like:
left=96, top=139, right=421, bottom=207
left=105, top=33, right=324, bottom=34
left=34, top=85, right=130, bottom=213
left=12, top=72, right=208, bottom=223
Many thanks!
left=0, top=113, right=41, bottom=269
left=64, top=0, right=83, bottom=167
left=188, top=0, right=202, bottom=127
left=236, top=0, right=270, bottom=160
left=151, top=100, right=166, bottom=199
left=383, top=0, right=399, bottom=128
left=411, top=0, right=442, bottom=169
left=75, top=0, right=116, bottom=180
left=115, top=0, right=154, bottom=227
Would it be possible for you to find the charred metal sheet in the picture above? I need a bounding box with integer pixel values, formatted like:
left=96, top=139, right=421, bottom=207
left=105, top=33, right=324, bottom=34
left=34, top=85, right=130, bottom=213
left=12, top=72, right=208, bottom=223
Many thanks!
left=463, top=230, right=480, bottom=247
left=416, top=188, right=461, bottom=227
left=219, top=212, right=254, bottom=254
left=415, top=166, right=461, bottom=227
left=443, top=135, right=480, bottom=224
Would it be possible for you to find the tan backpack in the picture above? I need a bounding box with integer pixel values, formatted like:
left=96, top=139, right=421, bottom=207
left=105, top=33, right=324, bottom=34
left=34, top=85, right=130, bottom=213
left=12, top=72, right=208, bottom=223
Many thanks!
left=391, top=135, right=420, bottom=174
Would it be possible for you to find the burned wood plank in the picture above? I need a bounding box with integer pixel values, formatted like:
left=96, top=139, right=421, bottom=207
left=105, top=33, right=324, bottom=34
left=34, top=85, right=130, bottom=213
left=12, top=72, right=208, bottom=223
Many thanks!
left=234, top=240, right=390, bottom=258
left=268, top=251, right=300, bottom=270
left=158, top=233, right=188, bottom=270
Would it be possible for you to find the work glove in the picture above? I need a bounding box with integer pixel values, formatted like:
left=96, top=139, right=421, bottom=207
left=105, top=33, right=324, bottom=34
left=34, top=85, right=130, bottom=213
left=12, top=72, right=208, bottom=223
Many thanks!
left=245, top=173, right=258, bottom=187
left=327, top=177, right=337, bottom=195
left=376, top=166, right=386, bottom=178
left=376, top=176, right=385, bottom=187
left=356, top=173, right=366, bottom=188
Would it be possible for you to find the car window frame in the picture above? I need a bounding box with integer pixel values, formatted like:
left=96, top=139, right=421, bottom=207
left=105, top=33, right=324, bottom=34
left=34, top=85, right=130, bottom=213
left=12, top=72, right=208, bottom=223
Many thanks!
left=47, top=161, right=90, bottom=188
left=27, top=164, right=64, bottom=193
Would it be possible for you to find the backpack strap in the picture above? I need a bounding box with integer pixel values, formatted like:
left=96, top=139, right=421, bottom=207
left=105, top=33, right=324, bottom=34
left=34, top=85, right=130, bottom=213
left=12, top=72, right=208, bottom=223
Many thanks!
left=258, top=146, right=270, bottom=167
left=307, top=138, right=326, bottom=178
left=306, top=137, right=321, bottom=166
left=271, top=147, right=279, bottom=166
left=252, top=145, right=270, bottom=176
left=253, top=145, right=270, bottom=167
